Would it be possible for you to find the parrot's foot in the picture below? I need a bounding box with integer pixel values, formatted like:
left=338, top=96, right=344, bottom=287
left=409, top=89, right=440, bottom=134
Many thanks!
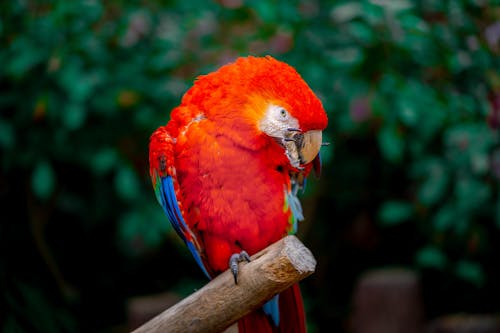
left=229, top=250, right=251, bottom=284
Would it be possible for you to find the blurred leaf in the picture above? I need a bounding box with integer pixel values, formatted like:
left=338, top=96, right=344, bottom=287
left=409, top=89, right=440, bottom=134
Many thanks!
left=378, top=125, right=404, bottom=163
left=63, top=103, right=86, bottom=130
left=396, top=80, right=444, bottom=139
left=373, top=0, right=414, bottom=12
left=118, top=202, right=170, bottom=255
left=32, top=160, right=56, bottom=201
left=253, top=1, right=277, bottom=23
left=400, top=13, right=430, bottom=34
left=91, top=148, right=118, bottom=175
left=371, top=91, right=389, bottom=119
left=6, top=37, right=46, bottom=78
left=0, top=119, right=15, bottom=149
left=454, top=260, right=485, bottom=287
left=433, top=205, right=455, bottom=232
left=412, top=157, right=448, bottom=206
left=114, top=166, right=140, bottom=202
left=348, top=21, right=375, bottom=45
left=58, top=60, right=98, bottom=103
left=360, top=2, right=385, bottom=25
left=445, top=123, right=495, bottom=181
left=327, top=47, right=364, bottom=68
left=330, top=3, right=362, bottom=23
left=377, top=73, right=399, bottom=95
left=455, top=177, right=491, bottom=213
left=397, top=98, right=419, bottom=127
left=449, top=50, right=473, bottom=73
left=379, top=200, right=413, bottom=226
left=416, top=245, right=447, bottom=269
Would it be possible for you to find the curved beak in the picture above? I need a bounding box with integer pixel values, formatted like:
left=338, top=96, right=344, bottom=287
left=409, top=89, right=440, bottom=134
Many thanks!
left=298, top=130, right=322, bottom=165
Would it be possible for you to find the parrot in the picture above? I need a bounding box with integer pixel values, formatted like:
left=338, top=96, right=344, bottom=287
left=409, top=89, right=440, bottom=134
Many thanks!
left=149, top=56, right=328, bottom=332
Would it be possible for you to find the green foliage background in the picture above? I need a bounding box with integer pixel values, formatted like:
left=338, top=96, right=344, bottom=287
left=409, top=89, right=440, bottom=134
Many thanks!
left=1, top=0, right=499, bottom=332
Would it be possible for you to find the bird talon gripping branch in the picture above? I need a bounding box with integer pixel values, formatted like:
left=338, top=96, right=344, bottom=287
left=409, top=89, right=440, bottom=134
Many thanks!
left=229, top=250, right=251, bottom=284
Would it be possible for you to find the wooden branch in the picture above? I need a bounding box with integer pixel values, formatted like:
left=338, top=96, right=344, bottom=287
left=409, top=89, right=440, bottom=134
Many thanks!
left=131, top=235, right=316, bottom=333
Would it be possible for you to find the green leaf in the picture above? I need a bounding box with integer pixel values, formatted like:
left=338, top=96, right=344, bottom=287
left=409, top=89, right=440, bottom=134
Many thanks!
left=253, top=2, right=277, bottom=23
left=412, top=158, right=448, bottom=206
left=418, top=174, right=447, bottom=206
left=91, top=148, right=118, bottom=175
left=400, top=13, right=430, bottom=34
left=7, top=38, right=46, bottom=79
left=454, top=260, right=484, bottom=287
left=433, top=205, right=455, bottom=232
left=118, top=203, right=170, bottom=255
left=416, top=246, right=447, bottom=269
left=63, top=103, right=86, bottom=130
left=360, top=2, right=385, bottom=25
left=114, top=166, right=140, bottom=201
left=378, top=73, right=399, bottom=95
left=348, top=21, right=375, bottom=45
left=397, top=98, right=419, bottom=127
left=327, top=47, right=364, bottom=68
left=455, top=177, right=491, bottom=213
left=379, top=201, right=413, bottom=226
left=32, top=161, right=56, bottom=200
left=58, top=60, right=97, bottom=103
left=0, top=119, right=15, bottom=149
left=372, top=0, right=414, bottom=12
left=330, top=3, right=362, bottom=23
left=378, top=125, right=404, bottom=163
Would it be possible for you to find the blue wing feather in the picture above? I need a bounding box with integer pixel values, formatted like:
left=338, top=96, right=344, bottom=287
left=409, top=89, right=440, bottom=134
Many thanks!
left=262, top=295, right=280, bottom=326
left=158, top=175, right=211, bottom=279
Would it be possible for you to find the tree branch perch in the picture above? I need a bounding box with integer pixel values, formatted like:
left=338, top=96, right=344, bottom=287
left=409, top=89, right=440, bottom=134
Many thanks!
left=131, top=235, right=317, bottom=333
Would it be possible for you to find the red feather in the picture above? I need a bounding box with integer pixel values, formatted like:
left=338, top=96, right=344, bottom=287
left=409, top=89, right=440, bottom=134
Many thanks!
left=238, top=284, right=306, bottom=333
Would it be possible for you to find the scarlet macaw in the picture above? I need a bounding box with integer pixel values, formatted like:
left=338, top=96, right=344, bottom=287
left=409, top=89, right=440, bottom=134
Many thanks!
left=149, top=56, right=328, bottom=332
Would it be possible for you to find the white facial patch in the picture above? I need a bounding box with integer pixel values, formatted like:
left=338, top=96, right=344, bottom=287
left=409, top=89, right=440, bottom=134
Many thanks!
left=259, top=104, right=303, bottom=169
left=259, top=104, right=300, bottom=138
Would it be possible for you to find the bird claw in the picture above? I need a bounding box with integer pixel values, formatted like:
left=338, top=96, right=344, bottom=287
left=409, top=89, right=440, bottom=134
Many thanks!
left=229, top=250, right=251, bottom=284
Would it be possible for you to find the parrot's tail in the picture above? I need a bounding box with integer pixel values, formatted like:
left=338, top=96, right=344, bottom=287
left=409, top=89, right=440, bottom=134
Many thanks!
left=237, top=283, right=306, bottom=333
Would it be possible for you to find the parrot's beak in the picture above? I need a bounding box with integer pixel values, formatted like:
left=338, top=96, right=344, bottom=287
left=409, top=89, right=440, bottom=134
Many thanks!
left=281, top=128, right=324, bottom=169
left=298, top=130, right=323, bottom=164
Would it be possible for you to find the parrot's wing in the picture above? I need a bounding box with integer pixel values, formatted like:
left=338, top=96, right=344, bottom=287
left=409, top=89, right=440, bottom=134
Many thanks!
left=156, top=174, right=211, bottom=278
left=149, top=128, right=211, bottom=279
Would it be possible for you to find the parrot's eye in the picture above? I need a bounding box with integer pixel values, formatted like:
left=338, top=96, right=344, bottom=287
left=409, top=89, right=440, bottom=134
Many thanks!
left=279, top=108, right=288, bottom=119
left=259, top=104, right=299, bottom=139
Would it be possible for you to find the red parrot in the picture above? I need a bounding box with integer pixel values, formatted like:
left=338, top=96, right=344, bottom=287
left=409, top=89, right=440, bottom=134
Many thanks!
left=149, top=56, right=328, bottom=332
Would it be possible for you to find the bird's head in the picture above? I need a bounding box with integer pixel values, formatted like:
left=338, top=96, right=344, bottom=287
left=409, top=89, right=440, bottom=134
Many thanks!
left=181, top=56, right=328, bottom=170
left=257, top=103, right=324, bottom=169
